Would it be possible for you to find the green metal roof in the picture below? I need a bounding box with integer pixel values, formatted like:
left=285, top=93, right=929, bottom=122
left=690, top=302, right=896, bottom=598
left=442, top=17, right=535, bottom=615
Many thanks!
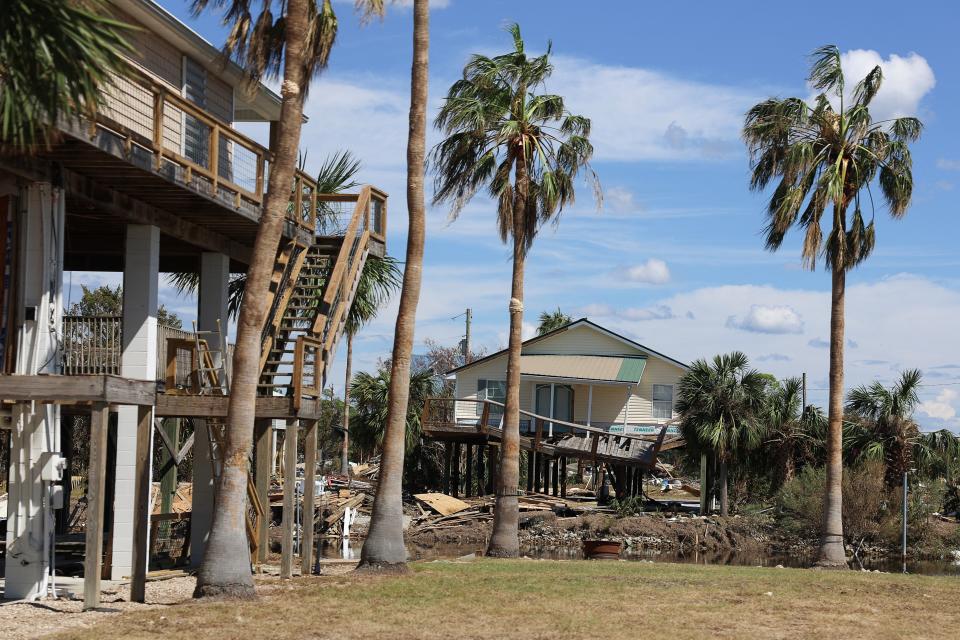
left=615, top=357, right=646, bottom=382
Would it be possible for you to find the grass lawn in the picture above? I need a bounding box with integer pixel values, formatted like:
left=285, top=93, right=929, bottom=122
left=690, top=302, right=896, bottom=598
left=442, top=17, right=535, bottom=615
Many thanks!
left=55, top=560, right=960, bottom=640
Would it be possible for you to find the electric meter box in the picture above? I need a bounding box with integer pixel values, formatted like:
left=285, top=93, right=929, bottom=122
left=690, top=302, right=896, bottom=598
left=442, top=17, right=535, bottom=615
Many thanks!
left=39, top=452, right=66, bottom=482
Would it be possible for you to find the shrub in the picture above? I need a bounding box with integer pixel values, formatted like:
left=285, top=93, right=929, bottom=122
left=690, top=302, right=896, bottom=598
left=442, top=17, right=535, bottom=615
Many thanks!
left=775, top=461, right=939, bottom=550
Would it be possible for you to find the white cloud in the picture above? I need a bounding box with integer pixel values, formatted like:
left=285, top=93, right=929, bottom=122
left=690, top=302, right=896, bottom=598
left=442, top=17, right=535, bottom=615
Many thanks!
left=625, top=258, right=671, bottom=284
left=605, top=186, right=641, bottom=214
left=920, top=389, right=958, bottom=421
left=548, top=55, right=759, bottom=162
left=727, top=304, right=804, bottom=335
left=621, top=305, right=676, bottom=321
left=820, top=49, right=935, bottom=121
left=937, top=158, right=960, bottom=171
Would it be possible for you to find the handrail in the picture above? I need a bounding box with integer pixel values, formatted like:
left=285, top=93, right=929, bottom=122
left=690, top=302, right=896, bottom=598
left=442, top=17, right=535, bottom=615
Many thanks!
left=94, top=66, right=318, bottom=234
left=423, top=397, right=680, bottom=444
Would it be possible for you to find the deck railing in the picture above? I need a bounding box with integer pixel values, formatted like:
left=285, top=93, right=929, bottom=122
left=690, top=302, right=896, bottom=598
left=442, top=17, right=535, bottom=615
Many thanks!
left=61, top=316, right=233, bottom=383
left=92, top=67, right=321, bottom=234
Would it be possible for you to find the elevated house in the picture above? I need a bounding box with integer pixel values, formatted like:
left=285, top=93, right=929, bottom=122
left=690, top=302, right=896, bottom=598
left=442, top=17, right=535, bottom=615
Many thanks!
left=422, top=319, right=687, bottom=500
left=0, top=0, right=385, bottom=605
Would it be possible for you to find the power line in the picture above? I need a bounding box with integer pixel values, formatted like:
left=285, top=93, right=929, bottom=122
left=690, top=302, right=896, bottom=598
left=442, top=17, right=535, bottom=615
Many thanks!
left=805, top=380, right=960, bottom=392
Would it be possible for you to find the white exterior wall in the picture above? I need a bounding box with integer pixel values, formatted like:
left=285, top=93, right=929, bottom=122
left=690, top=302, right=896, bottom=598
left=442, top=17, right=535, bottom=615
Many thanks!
left=452, top=324, right=686, bottom=427
left=4, top=184, right=65, bottom=600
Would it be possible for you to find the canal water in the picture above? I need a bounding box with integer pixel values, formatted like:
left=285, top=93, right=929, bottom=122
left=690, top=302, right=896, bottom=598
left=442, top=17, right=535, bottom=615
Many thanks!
left=319, top=540, right=960, bottom=576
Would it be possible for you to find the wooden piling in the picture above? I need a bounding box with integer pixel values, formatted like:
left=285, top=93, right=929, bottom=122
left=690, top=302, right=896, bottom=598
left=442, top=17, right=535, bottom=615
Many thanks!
left=451, top=442, right=461, bottom=498
left=301, top=419, right=318, bottom=575
left=84, top=403, right=109, bottom=610
left=130, top=405, right=153, bottom=603
left=465, top=444, right=473, bottom=497
left=254, top=418, right=272, bottom=565
left=280, top=420, right=298, bottom=579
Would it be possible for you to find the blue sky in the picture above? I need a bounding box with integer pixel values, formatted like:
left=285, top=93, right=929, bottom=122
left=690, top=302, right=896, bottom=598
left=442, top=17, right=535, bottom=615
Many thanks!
left=87, top=0, right=960, bottom=430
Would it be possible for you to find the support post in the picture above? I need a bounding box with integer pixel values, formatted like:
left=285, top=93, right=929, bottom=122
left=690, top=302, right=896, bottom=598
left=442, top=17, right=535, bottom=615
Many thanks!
left=281, top=420, right=298, bottom=578
left=560, top=456, right=567, bottom=498
left=451, top=442, right=461, bottom=498
left=442, top=442, right=452, bottom=494
left=525, top=450, right=534, bottom=494
left=475, top=441, right=485, bottom=496
left=191, top=251, right=230, bottom=567
left=254, top=419, right=272, bottom=565
left=465, top=444, right=473, bottom=497
left=130, top=405, right=153, bottom=603
left=486, top=445, right=496, bottom=495
left=114, top=224, right=159, bottom=581
left=301, top=419, right=318, bottom=575
left=551, top=458, right=559, bottom=496
left=84, top=403, right=110, bottom=610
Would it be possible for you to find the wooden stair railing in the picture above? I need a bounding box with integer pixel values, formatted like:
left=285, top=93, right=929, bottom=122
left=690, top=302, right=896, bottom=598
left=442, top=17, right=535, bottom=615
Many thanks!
left=258, top=186, right=380, bottom=402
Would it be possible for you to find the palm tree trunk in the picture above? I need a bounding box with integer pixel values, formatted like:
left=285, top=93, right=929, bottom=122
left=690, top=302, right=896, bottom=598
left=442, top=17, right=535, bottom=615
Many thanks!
left=194, top=0, right=308, bottom=598
left=487, top=155, right=529, bottom=558
left=719, top=457, right=729, bottom=517
left=817, top=264, right=848, bottom=567
left=357, top=0, right=428, bottom=571
left=341, top=332, right=353, bottom=475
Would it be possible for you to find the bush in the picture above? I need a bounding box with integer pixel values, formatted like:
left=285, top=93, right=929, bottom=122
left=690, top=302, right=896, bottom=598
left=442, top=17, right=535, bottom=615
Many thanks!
left=775, top=461, right=941, bottom=550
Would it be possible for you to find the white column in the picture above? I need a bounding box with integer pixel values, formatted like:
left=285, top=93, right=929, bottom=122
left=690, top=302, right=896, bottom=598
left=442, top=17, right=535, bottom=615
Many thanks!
left=111, top=225, right=159, bottom=580
left=623, top=385, right=630, bottom=432
left=5, top=183, right=64, bottom=600
left=190, top=252, right=230, bottom=567
left=548, top=383, right=555, bottom=438
left=587, top=385, right=593, bottom=427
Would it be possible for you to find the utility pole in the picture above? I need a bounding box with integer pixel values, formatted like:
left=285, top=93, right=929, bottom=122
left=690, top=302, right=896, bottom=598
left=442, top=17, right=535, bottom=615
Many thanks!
left=802, top=372, right=807, bottom=408
left=464, top=308, right=472, bottom=364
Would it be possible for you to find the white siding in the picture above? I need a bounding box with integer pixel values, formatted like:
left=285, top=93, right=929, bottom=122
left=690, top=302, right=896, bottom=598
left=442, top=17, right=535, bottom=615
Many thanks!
left=452, top=323, right=687, bottom=427
left=523, top=324, right=634, bottom=356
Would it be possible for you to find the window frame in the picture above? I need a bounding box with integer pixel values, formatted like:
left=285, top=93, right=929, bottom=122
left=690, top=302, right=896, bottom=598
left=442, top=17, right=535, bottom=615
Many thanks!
left=652, top=383, right=674, bottom=420
left=477, top=379, right=507, bottom=416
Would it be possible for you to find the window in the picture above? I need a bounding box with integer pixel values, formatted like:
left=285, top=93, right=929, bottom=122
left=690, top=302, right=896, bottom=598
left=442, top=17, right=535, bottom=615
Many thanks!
left=652, top=384, right=674, bottom=419
left=477, top=379, right=506, bottom=416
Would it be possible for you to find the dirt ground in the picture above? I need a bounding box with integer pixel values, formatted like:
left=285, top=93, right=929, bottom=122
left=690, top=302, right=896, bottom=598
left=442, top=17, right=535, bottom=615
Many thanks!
left=0, top=564, right=357, bottom=640
left=24, top=559, right=960, bottom=640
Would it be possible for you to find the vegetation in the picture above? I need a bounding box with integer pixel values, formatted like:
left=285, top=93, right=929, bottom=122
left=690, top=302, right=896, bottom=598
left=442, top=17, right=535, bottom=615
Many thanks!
left=845, top=369, right=922, bottom=487
left=432, top=24, right=600, bottom=557
left=536, top=308, right=572, bottom=335
left=67, top=284, right=182, bottom=328
left=360, top=0, right=429, bottom=572
left=676, top=352, right=768, bottom=515
left=52, top=561, right=960, bottom=640
left=743, top=45, right=923, bottom=566
left=0, top=0, right=132, bottom=150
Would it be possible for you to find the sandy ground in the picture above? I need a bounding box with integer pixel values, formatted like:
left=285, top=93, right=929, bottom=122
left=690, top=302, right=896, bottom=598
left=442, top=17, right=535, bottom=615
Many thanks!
left=0, top=562, right=358, bottom=640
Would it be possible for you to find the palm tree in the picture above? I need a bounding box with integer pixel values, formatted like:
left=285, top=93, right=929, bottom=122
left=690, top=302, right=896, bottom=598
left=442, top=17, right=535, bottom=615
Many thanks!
left=431, top=24, right=599, bottom=558
left=190, top=0, right=383, bottom=599
left=357, top=0, right=429, bottom=572
left=845, top=369, right=923, bottom=487
left=349, top=366, right=439, bottom=460
left=340, top=255, right=402, bottom=475
left=743, top=45, right=922, bottom=567
left=765, top=377, right=828, bottom=489
left=676, top=352, right=768, bottom=516
left=536, top=308, right=572, bottom=335
left=0, top=0, right=132, bottom=150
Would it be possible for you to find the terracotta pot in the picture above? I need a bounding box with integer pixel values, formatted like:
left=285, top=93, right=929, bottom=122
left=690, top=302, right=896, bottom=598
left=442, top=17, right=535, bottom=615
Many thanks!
left=583, top=539, right=622, bottom=560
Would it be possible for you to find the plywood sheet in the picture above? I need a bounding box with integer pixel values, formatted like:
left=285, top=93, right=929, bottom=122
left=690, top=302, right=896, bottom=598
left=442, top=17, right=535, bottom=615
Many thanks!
left=413, top=492, right=471, bottom=516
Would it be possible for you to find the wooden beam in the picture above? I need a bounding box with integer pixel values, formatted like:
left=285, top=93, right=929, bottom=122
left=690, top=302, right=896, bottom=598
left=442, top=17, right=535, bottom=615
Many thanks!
left=300, top=419, right=318, bottom=576
left=130, top=405, right=152, bottom=603
left=254, top=419, right=271, bottom=565
left=280, top=420, right=298, bottom=579
left=0, top=374, right=155, bottom=405
left=155, top=395, right=324, bottom=419
left=84, top=403, right=109, bottom=610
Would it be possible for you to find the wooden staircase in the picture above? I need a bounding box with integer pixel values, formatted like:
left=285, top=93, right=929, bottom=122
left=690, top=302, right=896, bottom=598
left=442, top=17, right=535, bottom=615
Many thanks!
left=257, top=186, right=386, bottom=404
